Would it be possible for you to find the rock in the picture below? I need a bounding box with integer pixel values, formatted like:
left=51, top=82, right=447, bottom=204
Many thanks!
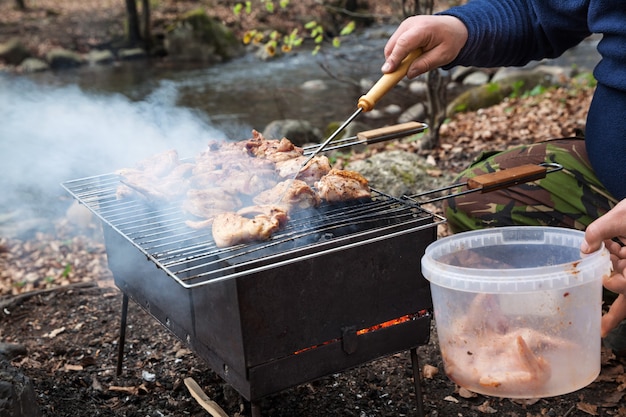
left=346, top=150, right=452, bottom=197
left=262, top=119, right=322, bottom=146
left=362, top=109, right=384, bottom=119
left=447, top=69, right=558, bottom=116
left=118, top=48, right=146, bottom=61
left=0, top=39, right=30, bottom=65
left=18, top=58, right=48, bottom=73
left=462, top=70, right=490, bottom=86
left=398, top=102, right=426, bottom=124
left=165, top=8, right=243, bottom=63
left=408, top=80, right=428, bottom=95
left=46, top=48, right=84, bottom=69
left=300, top=79, right=328, bottom=91
left=0, top=358, right=42, bottom=417
left=384, top=104, right=402, bottom=115
left=359, top=77, right=375, bottom=91
left=88, top=49, right=116, bottom=65
left=450, top=66, right=475, bottom=83
left=0, top=344, right=27, bottom=361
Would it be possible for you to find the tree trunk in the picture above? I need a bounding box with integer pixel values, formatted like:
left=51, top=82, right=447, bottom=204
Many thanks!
left=15, top=0, right=26, bottom=10
left=141, top=0, right=151, bottom=49
left=125, top=0, right=142, bottom=46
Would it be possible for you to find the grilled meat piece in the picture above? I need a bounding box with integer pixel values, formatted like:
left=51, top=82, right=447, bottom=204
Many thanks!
left=274, top=155, right=332, bottom=186
left=118, top=169, right=189, bottom=202
left=315, top=169, right=371, bottom=202
left=245, top=130, right=304, bottom=162
left=115, top=152, right=193, bottom=201
left=212, top=205, right=289, bottom=248
left=182, top=188, right=242, bottom=221
left=253, top=179, right=320, bottom=210
left=135, top=149, right=180, bottom=177
left=191, top=170, right=277, bottom=196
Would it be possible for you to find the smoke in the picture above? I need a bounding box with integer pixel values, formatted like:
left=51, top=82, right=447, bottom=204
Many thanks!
left=0, top=76, right=229, bottom=224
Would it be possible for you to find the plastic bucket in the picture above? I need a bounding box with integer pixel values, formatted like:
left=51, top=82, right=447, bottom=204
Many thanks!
left=421, top=226, right=611, bottom=398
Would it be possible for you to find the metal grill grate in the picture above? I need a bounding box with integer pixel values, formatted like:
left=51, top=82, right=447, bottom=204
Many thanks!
left=63, top=173, right=443, bottom=288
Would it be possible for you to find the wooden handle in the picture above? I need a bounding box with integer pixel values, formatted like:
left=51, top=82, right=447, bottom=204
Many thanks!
left=356, top=121, right=426, bottom=141
left=468, top=164, right=547, bottom=192
left=357, top=49, right=422, bottom=112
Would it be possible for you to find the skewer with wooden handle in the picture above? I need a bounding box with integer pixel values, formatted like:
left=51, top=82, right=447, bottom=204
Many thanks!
left=408, top=163, right=562, bottom=204
left=298, top=49, right=423, bottom=168
left=357, top=48, right=423, bottom=112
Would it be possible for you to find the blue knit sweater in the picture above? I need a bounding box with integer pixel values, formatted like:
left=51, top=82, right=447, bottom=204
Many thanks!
left=439, top=0, right=626, bottom=200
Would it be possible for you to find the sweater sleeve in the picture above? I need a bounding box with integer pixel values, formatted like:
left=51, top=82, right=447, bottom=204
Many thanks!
left=438, top=0, right=591, bottom=68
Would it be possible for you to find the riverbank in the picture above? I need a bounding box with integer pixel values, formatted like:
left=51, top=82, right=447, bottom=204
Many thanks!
left=0, top=0, right=404, bottom=72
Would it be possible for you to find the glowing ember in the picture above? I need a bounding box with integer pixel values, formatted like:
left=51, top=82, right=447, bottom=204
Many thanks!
left=294, top=310, right=429, bottom=355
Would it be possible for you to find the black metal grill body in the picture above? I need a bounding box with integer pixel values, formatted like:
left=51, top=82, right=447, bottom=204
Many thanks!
left=64, top=173, right=439, bottom=402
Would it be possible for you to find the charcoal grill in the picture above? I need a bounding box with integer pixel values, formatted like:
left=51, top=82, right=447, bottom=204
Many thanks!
left=63, top=164, right=443, bottom=416
left=62, top=119, right=563, bottom=416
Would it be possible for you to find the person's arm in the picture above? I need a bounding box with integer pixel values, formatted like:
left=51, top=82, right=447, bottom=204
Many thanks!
left=581, top=199, right=626, bottom=337
left=383, top=0, right=591, bottom=78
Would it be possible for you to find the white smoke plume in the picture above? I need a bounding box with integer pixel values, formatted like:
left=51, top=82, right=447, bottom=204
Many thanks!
left=0, top=76, right=229, bottom=228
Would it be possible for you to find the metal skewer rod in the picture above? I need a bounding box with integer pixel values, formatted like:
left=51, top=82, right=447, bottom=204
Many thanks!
left=298, top=107, right=363, bottom=169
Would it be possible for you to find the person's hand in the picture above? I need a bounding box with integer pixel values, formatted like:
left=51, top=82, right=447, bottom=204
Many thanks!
left=382, top=15, right=468, bottom=79
left=581, top=199, right=626, bottom=337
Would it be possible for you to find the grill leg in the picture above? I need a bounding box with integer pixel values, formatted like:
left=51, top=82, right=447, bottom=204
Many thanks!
left=410, top=348, right=425, bottom=417
left=250, top=402, right=261, bottom=417
left=116, top=293, right=129, bottom=376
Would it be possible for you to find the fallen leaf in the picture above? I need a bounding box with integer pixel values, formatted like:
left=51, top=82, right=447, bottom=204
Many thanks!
left=458, top=387, right=477, bottom=399
left=109, top=385, right=139, bottom=395
left=577, top=402, right=598, bottom=416
left=63, top=364, right=83, bottom=371
left=511, top=398, right=540, bottom=406
left=476, top=400, right=497, bottom=414
left=422, top=364, right=438, bottom=379
left=44, top=326, right=66, bottom=338
left=602, top=390, right=625, bottom=407
left=444, top=395, right=459, bottom=403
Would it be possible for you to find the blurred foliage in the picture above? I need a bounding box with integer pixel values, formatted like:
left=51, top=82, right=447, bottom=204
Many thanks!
left=234, top=0, right=355, bottom=56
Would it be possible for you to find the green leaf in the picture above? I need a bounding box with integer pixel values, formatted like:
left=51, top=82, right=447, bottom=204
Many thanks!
left=527, top=84, right=546, bottom=97
left=265, top=1, right=274, bottom=12
left=245, top=1, right=252, bottom=14
left=314, top=34, right=323, bottom=44
left=312, top=45, right=321, bottom=55
left=279, top=0, right=289, bottom=8
left=233, top=3, right=243, bottom=15
left=304, top=20, right=317, bottom=30
left=339, top=21, right=355, bottom=36
left=332, top=37, right=340, bottom=48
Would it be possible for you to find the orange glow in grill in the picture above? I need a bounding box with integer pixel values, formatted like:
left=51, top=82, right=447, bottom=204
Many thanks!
left=293, top=310, right=429, bottom=355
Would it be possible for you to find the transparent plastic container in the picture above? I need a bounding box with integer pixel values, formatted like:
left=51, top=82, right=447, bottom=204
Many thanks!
left=421, top=226, right=611, bottom=398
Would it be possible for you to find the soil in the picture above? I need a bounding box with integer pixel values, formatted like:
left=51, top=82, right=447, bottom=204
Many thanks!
left=2, top=260, right=626, bottom=417
left=2, top=1, right=626, bottom=416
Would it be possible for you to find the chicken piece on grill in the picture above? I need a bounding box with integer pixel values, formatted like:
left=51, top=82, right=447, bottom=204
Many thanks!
left=117, top=169, right=189, bottom=202
left=245, top=130, right=304, bottom=162
left=314, top=169, right=371, bottom=202
left=115, top=151, right=191, bottom=201
left=134, top=149, right=180, bottom=177
left=274, top=155, right=332, bottom=186
left=182, top=188, right=242, bottom=226
left=253, top=179, right=320, bottom=211
left=211, top=205, right=289, bottom=248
